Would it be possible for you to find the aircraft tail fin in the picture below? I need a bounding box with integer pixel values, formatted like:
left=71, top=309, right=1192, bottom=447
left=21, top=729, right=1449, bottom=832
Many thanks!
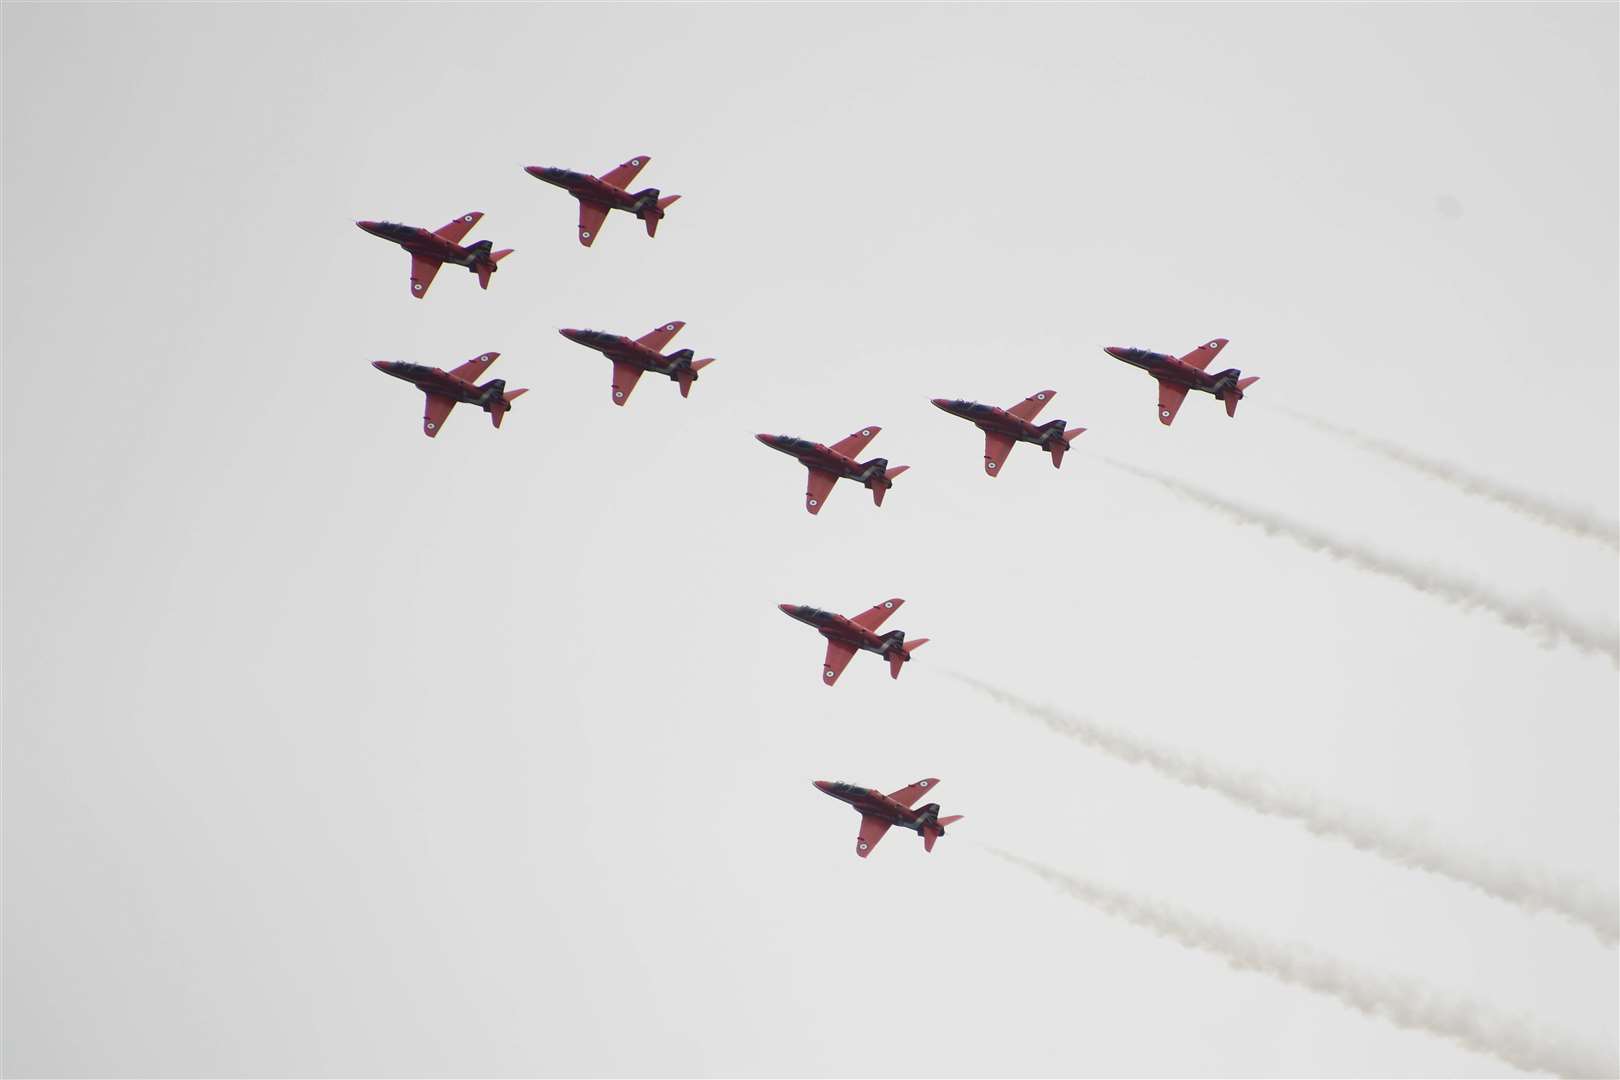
left=888, top=638, right=930, bottom=679
left=656, top=194, right=681, bottom=211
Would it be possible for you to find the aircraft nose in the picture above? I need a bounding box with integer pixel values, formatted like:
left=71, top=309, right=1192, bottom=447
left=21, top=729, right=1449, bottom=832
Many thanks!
left=1104, top=346, right=1126, bottom=360
left=778, top=603, right=798, bottom=616
left=356, top=220, right=381, bottom=235
left=930, top=398, right=950, bottom=409
left=755, top=433, right=776, bottom=445
left=813, top=780, right=833, bottom=793
left=559, top=328, right=584, bottom=343
left=371, top=360, right=391, bottom=371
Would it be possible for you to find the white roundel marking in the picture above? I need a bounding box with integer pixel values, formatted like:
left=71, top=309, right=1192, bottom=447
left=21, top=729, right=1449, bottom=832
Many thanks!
left=665, top=323, right=676, bottom=330
left=825, top=669, right=835, bottom=679
left=412, top=283, right=423, bottom=292
left=1160, top=408, right=1171, bottom=417
left=426, top=422, right=436, bottom=430
left=808, top=498, right=818, bottom=507
left=581, top=230, right=591, bottom=239
left=463, top=214, right=474, bottom=222
left=987, top=461, right=998, bottom=469
left=1036, top=393, right=1046, bottom=400
left=858, top=841, right=868, bottom=851
left=1208, top=340, right=1220, bottom=349
left=861, top=429, right=872, bottom=436
left=614, top=390, right=624, bottom=398
left=632, top=159, right=641, bottom=165
left=919, top=779, right=929, bottom=787
left=884, top=601, right=893, bottom=609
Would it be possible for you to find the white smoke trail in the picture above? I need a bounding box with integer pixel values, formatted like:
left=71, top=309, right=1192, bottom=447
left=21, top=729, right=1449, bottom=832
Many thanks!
left=991, top=849, right=1618, bottom=1079
left=953, top=674, right=1619, bottom=946
left=1105, top=459, right=1619, bottom=668
left=1275, top=408, right=1620, bottom=552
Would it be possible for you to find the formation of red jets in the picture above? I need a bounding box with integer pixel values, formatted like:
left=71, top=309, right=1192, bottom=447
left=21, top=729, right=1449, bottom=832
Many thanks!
left=360, top=153, right=1262, bottom=858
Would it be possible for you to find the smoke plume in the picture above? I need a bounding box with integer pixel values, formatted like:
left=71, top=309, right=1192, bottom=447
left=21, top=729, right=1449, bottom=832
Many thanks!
left=1275, top=409, right=1619, bottom=551
left=991, top=849, right=1618, bottom=1078
left=953, top=675, right=1619, bottom=945
left=1105, top=460, right=1619, bottom=668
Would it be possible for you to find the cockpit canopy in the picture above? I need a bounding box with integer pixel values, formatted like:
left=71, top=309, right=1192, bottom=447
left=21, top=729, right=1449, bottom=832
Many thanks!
left=1116, top=347, right=1170, bottom=363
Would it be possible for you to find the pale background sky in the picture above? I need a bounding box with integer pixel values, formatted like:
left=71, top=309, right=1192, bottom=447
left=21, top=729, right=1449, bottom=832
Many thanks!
left=4, top=4, right=1616, bottom=1077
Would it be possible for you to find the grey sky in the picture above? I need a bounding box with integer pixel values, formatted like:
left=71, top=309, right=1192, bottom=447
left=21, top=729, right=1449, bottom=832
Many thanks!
left=4, top=4, right=1616, bottom=1077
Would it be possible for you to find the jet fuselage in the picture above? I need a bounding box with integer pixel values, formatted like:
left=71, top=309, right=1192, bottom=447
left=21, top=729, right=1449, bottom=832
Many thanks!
left=754, top=435, right=888, bottom=485
left=524, top=167, right=662, bottom=215
left=356, top=220, right=499, bottom=273
left=813, top=780, right=943, bottom=836
left=930, top=398, right=1069, bottom=448
left=559, top=328, right=700, bottom=382
left=371, top=361, right=506, bottom=407
left=1104, top=346, right=1243, bottom=398
left=778, top=604, right=908, bottom=661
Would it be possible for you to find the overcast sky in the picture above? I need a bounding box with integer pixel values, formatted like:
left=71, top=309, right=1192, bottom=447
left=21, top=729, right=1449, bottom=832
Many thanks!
left=4, top=3, right=1616, bottom=1077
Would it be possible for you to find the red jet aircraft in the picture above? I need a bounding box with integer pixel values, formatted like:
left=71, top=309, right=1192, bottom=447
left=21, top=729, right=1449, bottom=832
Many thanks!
left=524, top=155, right=680, bottom=247
left=779, top=598, right=928, bottom=686
left=1104, top=339, right=1259, bottom=425
left=755, top=427, right=909, bottom=514
left=371, top=352, right=528, bottom=437
left=931, top=390, right=1086, bottom=475
left=559, top=322, right=714, bottom=406
left=356, top=213, right=512, bottom=298
left=813, top=778, right=964, bottom=858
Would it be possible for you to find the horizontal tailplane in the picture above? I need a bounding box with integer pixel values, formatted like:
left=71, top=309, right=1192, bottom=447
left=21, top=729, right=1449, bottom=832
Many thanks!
left=1050, top=426, right=1086, bottom=468
left=489, top=388, right=528, bottom=428
left=869, top=464, right=909, bottom=506
left=643, top=196, right=679, bottom=237
left=889, top=638, right=930, bottom=679
left=921, top=812, right=963, bottom=853
left=675, top=358, right=715, bottom=398
left=1224, top=376, right=1260, bottom=417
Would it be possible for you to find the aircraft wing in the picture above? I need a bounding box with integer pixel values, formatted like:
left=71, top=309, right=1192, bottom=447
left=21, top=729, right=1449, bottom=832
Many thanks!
left=805, top=467, right=839, bottom=514
left=433, top=211, right=483, bottom=245
left=885, top=778, right=940, bottom=807
left=1156, top=380, right=1190, bottom=426
left=422, top=393, right=456, bottom=437
left=598, top=155, right=651, bottom=189
left=822, top=640, right=859, bottom=686
left=856, top=814, right=892, bottom=857
left=1006, top=389, right=1056, bottom=422
left=850, top=598, right=903, bottom=631
left=1178, top=338, right=1229, bottom=371
left=447, top=351, right=499, bottom=383
left=634, top=321, right=686, bottom=352
left=577, top=200, right=610, bottom=246
left=828, top=425, right=881, bottom=458
left=610, top=360, right=645, bottom=406
left=409, top=254, right=443, bottom=298
left=983, top=431, right=1016, bottom=475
